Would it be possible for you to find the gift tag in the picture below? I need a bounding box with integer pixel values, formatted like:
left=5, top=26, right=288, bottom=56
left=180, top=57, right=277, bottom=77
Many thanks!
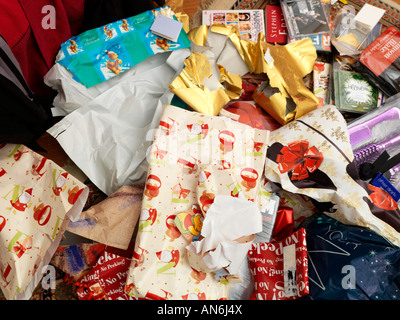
left=150, top=14, right=183, bottom=42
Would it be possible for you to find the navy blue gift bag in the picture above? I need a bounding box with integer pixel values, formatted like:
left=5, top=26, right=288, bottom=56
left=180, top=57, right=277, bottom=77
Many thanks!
left=300, top=213, right=400, bottom=300
left=348, top=249, right=400, bottom=300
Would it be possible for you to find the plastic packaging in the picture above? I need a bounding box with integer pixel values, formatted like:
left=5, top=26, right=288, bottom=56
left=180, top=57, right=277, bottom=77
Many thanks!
left=355, top=26, right=400, bottom=98
left=347, top=95, right=400, bottom=202
left=280, top=0, right=330, bottom=40
left=330, top=5, right=384, bottom=57
left=347, top=94, right=400, bottom=157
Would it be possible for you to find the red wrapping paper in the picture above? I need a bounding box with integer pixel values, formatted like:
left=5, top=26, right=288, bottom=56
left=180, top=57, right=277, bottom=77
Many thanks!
left=248, top=228, right=309, bottom=300
left=223, top=100, right=281, bottom=131
left=368, top=184, right=398, bottom=211
left=271, top=208, right=294, bottom=242
left=75, top=250, right=133, bottom=300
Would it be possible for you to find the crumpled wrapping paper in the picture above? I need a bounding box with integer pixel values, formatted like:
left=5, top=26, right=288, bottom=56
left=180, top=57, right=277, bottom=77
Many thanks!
left=0, top=144, right=88, bottom=300
left=263, top=104, right=400, bottom=246
left=169, top=52, right=237, bottom=116
left=186, top=195, right=262, bottom=275
left=50, top=243, right=106, bottom=281
left=229, top=104, right=400, bottom=299
left=248, top=228, right=309, bottom=300
left=169, top=25, right=247, bottom=116
left=252, top=38, right=320, bottom=125
left=179, top=24, right=319, bottom=123
left=228, top=178, right=316, bottom=300
left=55, top=6, right=191, bottom=88
left=125, top=105, right=268, bottom=300
left=46, top=48, right=191, bottom=196
left=67, top=184, right=144, bottom=250
left=75, top=250, right=133, bottom=300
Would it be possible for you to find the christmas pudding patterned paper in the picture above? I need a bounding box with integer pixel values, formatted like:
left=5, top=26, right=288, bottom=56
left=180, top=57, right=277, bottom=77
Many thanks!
left=125, top=105, right=269, bottom=300
left=0, top=144, right=88, bottom=300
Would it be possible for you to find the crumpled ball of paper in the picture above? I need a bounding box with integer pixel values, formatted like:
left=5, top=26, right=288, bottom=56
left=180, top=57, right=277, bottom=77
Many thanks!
left=186, top=195, right=262, bottom=276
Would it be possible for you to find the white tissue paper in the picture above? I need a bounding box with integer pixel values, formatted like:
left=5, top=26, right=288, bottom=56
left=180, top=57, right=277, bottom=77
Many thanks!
left=187, top=195, right=262, bottom=275
left=46, top=49, right=191, bottom=195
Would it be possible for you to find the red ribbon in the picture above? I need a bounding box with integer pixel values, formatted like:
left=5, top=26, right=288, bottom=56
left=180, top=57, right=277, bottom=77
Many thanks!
left=276, top=140, right=323, bottom=181
left=153, top=146, right=167, bottom=160
left=166, top=214, right=180, bottom=235
left=174, top=183, right=190, bottom=199
left=177, top=157, right=195, bottom=169
left=368, top=184, right=398, bottom=211
left=0, top=215, right=5, bottom=232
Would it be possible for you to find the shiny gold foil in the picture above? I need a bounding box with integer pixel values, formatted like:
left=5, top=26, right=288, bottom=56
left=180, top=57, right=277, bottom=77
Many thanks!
left=169, top=52, right=235, bottom=116
left=254, top=39, right=320, bottom=125
left=180, top=24, right=319, bottom=122
left=218, top=65, right=243, bottom=98
left=163, top=0, right=188, bottom=32
left=188, top=24, right=210, bottom=46
left=175, top=12, right=190, bottom=33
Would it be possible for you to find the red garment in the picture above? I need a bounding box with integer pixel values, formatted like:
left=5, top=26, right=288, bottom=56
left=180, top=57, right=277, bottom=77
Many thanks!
left=0, top=0, right=84, bottom=96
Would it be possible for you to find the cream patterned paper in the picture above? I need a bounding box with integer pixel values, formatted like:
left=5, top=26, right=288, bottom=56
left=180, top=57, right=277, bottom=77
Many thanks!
left=264, top=105, right=400, bottom=246
left=125, top=105, right=269, bottom=300
left=0, top=144, right=88, bottom=300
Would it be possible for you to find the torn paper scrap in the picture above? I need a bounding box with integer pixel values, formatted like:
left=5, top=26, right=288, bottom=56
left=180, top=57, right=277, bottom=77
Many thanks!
left=186, top=195, right=262, bottom=275
left=67, top=184, right=144, bottom=250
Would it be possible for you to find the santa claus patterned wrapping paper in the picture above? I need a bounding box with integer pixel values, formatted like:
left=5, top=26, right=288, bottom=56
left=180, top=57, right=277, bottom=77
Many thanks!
left=0, top=144, right=88, bottom=300
left=125, top=105, right=269, bottom=300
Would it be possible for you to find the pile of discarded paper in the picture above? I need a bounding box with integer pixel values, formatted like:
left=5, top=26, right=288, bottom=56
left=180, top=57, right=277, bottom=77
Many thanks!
left=0, top=0, right=400, bottom=301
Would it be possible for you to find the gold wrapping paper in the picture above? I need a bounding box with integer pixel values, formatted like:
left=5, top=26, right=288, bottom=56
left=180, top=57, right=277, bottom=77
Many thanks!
left=183, top=24, right=320, bottom=123
left=170, top=24, right=245, bottom=116
left=174, top=13, right=189, bottom=33
left=169, top=52, right=236, bottom=116
left=218, top=65, right=243, bottom=99
left=253, top=39, right=320, bottom=125
left=187, top=24, right=209, bottom=46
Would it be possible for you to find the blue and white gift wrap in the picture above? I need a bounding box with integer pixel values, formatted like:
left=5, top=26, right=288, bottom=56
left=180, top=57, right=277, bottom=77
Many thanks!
left=56, top=6, right=191, bottom=88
